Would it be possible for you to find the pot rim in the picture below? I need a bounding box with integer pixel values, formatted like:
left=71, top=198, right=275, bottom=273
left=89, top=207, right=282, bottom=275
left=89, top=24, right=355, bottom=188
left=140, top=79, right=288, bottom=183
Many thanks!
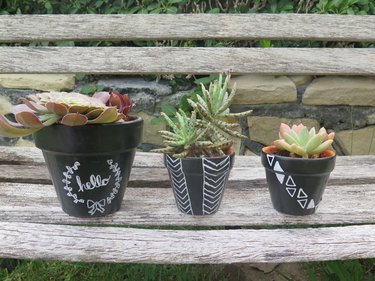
left=262, top=145, right=336, bottom=160
left=165, top=150, right=235, bottom=162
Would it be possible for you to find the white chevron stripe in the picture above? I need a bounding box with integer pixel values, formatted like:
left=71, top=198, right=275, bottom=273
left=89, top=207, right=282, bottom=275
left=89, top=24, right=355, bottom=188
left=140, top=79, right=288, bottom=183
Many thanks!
left=204, top=173, right=227, bottom=184
left=203, top=204, right=220, bottom=212
left=203, top=163, right=231, bottom=174
left=205, top=187, right=224, bottom=196
left=204, top=196, right=222, bottom=205
left=203, top=179, right=226, bottom=189
left=202, top=156, right=230, bottom=215
left=172, top=177, right=185, bottom=185
left=204, top=190, right=224, bottom=201
left=166, top=156, right=193, bottom=215
left=203, top=157, right=231, bottom=168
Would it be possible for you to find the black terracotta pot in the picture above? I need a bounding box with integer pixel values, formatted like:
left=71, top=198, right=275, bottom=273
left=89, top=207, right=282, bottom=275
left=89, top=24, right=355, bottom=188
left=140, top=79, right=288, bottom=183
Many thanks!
left=33, top=117, right=143, bottom=217
left=261, top=146, right=336, bottom=216
left=164, top=153, right=235, bottom=216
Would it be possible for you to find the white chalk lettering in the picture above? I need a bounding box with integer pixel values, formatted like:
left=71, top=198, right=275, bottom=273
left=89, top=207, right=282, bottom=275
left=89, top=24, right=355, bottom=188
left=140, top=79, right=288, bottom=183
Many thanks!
left=76, top=174, right=111, bottom=192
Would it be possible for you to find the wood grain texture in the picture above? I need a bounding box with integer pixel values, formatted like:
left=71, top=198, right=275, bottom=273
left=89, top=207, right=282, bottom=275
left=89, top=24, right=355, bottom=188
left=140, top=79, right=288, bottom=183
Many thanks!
left=1, top=47, right=374, bottom=75
left=0, top=182, right=374, bottom=227
left=1, top=222, right=375, bottom=263
left=0, top=147, right=374, bottom=187
left=1, top=145, right=375, bottom=262
left=0, top=14, right=374, bottom=42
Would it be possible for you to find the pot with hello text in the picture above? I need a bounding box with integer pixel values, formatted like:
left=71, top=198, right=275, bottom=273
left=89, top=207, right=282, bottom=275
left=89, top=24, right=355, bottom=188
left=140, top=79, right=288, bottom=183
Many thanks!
left=33, top=119, right=143, bottom=217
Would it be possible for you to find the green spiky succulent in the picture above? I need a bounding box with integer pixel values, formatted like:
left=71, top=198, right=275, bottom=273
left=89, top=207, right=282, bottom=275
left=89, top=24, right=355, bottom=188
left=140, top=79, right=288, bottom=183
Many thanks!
left=274, top=123, right=335, bottom=158
left=154, top=73, right=252, bottom=158
left=0, top=90, right=134, bottom=137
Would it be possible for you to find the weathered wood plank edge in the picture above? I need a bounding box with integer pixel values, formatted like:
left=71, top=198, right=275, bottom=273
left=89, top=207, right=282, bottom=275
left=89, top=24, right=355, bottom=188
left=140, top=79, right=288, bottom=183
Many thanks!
left=1, top=14, right=374, bottom=42
left=0, top=163, right=374, bottom=188
left=1, top=222, right=375, bottom=263
left=1, top=146, right=374, bottom=167
left=1, top=47, right=375, bottom=75
left=1, top=183, right=374, bottom=227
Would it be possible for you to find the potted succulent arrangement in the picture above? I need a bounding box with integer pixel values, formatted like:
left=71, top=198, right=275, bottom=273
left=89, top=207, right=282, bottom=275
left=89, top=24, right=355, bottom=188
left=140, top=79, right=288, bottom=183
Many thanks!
left=154, top=74, right=252, bottom=216
left=261, top=123, right=336, bottom=216
left=0, top=91, right=143, bottom=217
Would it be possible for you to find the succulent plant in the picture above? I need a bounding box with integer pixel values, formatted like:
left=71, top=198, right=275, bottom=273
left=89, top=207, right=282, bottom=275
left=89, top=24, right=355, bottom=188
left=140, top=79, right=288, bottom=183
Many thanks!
left=273, top=123, right=335, bottom=158
left=154, top=73, right=252, bottom=158
left=0, top=90, right=134, bottom=137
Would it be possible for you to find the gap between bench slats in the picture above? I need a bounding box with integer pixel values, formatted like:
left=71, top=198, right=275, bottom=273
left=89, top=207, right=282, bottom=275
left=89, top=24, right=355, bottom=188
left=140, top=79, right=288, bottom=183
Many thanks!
left=0, top=14, right=374, bottom=42
left=1, top=47, right=374, bottom=75
left=1, top=222, right=374, bottom=263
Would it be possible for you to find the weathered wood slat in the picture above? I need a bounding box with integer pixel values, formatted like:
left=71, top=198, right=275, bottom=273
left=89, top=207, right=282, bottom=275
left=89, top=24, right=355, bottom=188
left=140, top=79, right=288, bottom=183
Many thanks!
left=0, top=14, right=374, bottom=42
left=1, top=182, right=374, bottom=227
left=1, top=222, right=375, bottom=263
left=1, top=47, right=374, bottom=75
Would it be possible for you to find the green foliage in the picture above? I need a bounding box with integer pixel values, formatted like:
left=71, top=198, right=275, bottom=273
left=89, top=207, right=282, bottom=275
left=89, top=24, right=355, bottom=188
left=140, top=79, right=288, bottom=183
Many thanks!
left=0, top=0, right=372, bottom=49
left=0, top=259, right=231, bottom=281
left=1, top=0, right=372, bottom=15
left=80, top=83, right=105, bottom=96
left=151, top=103, right=177, bottom=125
left=307, top=259, right=375, bottom=281
left=313, top=0, right=375, bottom=15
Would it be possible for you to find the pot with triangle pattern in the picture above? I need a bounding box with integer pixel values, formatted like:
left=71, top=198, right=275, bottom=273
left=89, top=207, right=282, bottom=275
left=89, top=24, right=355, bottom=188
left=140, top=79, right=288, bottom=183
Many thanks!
left=261, top=146, right=336, bottom=216
left=164, top=153, right=235, bottom=216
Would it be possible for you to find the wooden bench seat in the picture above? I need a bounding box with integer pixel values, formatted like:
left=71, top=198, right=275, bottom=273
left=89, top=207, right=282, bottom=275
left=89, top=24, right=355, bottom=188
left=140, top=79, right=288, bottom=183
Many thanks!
left=0, top=13, right=375, bottom=264
left=0, top=147, right=375, bottom=263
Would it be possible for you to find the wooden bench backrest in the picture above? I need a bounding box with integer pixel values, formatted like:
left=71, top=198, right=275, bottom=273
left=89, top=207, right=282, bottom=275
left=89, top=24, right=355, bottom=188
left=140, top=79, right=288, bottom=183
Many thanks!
left=0, top=14, right=375, bottom=75
left=1, top=14, right=375, bottom=264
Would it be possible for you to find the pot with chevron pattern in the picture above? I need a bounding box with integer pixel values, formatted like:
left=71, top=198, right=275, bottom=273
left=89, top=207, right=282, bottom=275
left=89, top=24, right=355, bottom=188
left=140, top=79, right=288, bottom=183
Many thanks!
left=261, top=123, right=336, bottom=216
left=153, top=73, right=252, bottom=215
left=164, top=153, right=235, bottom=215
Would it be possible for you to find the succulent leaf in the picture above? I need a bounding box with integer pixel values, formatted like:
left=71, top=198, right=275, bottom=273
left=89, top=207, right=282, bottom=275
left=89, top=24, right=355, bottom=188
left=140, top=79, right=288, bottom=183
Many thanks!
left=0, top=115, right=40, bottom=137
left=87, top=107, right=119, bottom=124
left=61, top=113, right=88, bottom=126
left=0, top=90, right=134, bottom=138
left=154, top=73, right=251, bottom=158
left=45, top=102, right=69, bottom=116
left=15, top=112, right=44, bottom=128
left=274, top=123, right=335, bottom=158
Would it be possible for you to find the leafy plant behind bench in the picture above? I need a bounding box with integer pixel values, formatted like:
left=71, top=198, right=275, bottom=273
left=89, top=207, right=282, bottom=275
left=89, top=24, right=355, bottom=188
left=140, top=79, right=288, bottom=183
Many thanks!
left=1, top=0, right=373, bottom=15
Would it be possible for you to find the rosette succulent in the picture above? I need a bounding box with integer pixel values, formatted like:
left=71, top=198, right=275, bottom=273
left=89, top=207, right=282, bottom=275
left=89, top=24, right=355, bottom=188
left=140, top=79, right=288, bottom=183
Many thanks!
left=0, top=90, right=134, bottom=137
left=274, top=123, right=335, bottom=158
left=154, top=73, right=252, bottom=158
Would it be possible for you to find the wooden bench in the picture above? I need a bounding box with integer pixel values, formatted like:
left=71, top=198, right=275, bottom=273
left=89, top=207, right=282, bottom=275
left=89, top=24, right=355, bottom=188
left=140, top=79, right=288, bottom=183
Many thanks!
left=0, top=14, right=375, bottom=264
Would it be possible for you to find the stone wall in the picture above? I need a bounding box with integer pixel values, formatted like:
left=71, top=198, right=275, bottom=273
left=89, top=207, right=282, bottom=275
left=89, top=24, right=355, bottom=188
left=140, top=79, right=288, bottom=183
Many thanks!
left=1, top=74, right=375, bottom=155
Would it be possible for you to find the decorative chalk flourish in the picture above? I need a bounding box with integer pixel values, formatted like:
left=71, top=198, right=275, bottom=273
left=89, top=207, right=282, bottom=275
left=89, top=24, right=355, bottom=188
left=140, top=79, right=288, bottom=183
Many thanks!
left=61, top=159, right=122, bottom=215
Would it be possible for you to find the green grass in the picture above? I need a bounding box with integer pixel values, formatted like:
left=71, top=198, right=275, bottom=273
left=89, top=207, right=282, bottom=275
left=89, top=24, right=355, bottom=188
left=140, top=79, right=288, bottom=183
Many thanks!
left=0, top=260, right=233, bottom=281
left=306, top=259, right=375, bottom=281
left=1, top=259, right=375, bottom=281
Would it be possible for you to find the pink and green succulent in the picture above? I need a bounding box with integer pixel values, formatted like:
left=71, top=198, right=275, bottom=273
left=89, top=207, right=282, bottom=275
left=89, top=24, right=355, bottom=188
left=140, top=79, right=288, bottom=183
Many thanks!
left=0, top=90, right=134, bottom=138
left=274, top=123, right=335, bottom=158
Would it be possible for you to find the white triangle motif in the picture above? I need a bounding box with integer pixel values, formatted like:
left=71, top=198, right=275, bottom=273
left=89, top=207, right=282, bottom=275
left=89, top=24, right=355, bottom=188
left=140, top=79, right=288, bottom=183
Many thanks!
left=274, top=161, right=284, bottom=172
left=267, top=155, right=275, bottom=167
left=286, top=176, right=296, bottom=187
left=286, top=187, right=297, bottom=197
left=297, top=199, right=308, bottom=209
left=297, top=188, right=308, bottom=199
left=307, top=199, right=315, bottom=209
left=276, top=173, right=285, bottom=184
